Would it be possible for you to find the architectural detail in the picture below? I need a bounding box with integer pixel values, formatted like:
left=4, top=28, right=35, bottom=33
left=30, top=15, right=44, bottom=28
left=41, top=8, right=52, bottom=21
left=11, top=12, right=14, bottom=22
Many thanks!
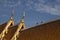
left=0, top=8, right=60, bottom=40
left=11, top=12, right=25, bottom=40
left=0, top=8, right=14, bottom=40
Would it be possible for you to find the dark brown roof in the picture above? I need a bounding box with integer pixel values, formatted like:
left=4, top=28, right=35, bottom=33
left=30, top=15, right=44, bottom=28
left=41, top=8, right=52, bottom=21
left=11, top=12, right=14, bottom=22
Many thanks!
left=3, top=19, right=60, bottom=40
left=3, top=25, right=24, bottom=40
left=3, top=25, right=18, bottom=40
left=17, top=19, right=60, bottom=40
left=0, top=22, right=7, bottom=34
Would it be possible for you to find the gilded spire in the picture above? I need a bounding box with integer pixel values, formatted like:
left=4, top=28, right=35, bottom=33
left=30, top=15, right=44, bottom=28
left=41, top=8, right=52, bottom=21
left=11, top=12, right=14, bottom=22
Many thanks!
left=23, top=11, right=25, bottom=17
left=10, top=7, right=14, bottom=19
left=22, top=11, right=25, bottom=19
left=20, top=11, right=25, bottom=23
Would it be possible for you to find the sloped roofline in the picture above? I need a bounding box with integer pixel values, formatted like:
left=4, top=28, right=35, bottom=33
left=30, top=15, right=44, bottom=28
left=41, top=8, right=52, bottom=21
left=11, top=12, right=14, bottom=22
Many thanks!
left=26, top=17, right=60, bottom=29
left=0, top=21, right=7, bottom=26
left=39, top=17, right=60, bottom=26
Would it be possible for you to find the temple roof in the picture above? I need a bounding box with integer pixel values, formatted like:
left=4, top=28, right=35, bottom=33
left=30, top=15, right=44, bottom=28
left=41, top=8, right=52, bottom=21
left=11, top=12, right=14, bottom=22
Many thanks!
left=3, top=25, right=18, bottom=40
left=3, top=19, right=60, bottom=40
left=0, top=22, right=7, bottom=34
left=17, top=19, right=60, bottom=40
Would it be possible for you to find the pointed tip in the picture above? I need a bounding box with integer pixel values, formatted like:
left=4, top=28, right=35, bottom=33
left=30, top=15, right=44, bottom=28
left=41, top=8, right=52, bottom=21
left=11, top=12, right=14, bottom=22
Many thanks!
left=11, top=7, right=14, bottom=17
left=10, top=7, right=14, bottom=19
left=21, top=11, right=25, bottom=19
left=23, top=11, right=25, bottom=17
left=12, top=7, right=14, bottom=13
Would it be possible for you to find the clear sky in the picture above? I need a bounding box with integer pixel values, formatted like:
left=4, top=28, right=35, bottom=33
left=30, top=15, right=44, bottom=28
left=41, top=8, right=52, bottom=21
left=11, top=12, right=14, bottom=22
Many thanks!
left=0, top=0, right=60, bottom=28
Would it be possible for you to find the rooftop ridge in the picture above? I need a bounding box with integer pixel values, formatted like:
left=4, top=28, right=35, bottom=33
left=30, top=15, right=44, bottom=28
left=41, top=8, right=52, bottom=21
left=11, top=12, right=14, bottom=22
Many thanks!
left=27, top=18, right=60, bottom=29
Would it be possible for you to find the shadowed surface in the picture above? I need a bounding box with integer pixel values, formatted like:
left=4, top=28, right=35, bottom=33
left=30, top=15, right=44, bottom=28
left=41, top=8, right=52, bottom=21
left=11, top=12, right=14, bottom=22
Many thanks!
left=2, top=19, right=60, bottom=40
left=3, top=25, right=18, bottom=40
left=0, top=22, right=7, bottom=34
left=18, top=19, right=60, bottom=40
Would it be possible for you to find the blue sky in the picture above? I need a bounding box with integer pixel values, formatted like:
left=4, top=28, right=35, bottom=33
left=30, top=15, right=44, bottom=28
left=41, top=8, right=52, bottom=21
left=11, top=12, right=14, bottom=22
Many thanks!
left=0, top=0, right=60, bottom=28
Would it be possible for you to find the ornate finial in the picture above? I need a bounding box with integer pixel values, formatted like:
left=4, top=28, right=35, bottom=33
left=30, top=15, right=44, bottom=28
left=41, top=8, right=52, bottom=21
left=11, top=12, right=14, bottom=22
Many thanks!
left=23, top=11, right=25, bottom=17
left=11, top=7, right=14, bottom=19
left=12, top=7, right=14, bottom=17
left=22, top=11, right=25, bottom=19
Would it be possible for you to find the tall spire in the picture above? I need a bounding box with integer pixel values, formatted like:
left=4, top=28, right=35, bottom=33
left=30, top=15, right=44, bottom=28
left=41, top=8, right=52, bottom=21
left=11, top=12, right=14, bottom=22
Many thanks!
left=23, top=11, right=25, bottom=17
left=11, top=7, right=14, bottom=19
left=22, top=11, right=25, bottom=19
